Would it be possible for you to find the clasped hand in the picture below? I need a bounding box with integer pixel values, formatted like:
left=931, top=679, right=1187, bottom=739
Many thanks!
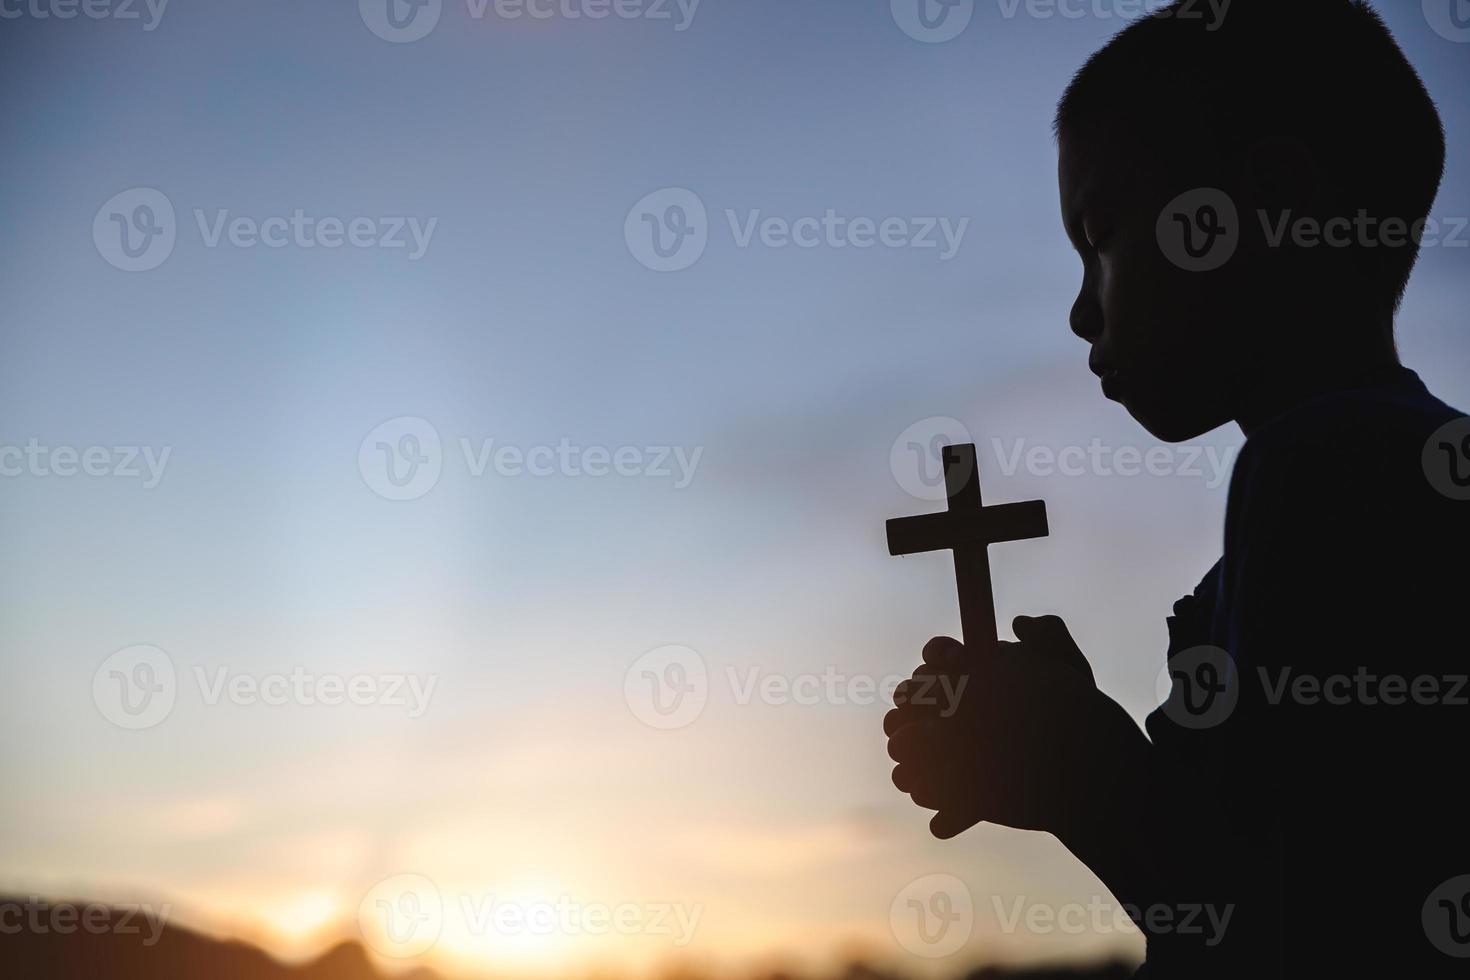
left=885, top=615, right=1147, bottom=841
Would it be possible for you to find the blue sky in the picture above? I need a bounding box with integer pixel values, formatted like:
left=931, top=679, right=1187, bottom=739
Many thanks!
left=1, top=0, right=1467, bottom=973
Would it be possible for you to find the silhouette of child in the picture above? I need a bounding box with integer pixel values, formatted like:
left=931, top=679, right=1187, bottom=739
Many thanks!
left=883, top=2, right=1468, bottom=976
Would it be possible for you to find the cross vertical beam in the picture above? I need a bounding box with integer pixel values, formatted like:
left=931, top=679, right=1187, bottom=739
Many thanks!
left=886, top=443, right=1049, bottom=653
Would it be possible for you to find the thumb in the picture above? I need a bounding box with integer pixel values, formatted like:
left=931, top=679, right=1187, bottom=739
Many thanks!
left=1012, top=615, right=1095, bottom=685
left=929, top=808, right=981, bottom=841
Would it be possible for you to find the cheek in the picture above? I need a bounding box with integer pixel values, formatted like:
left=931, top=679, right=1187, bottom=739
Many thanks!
left=1100, top=234, right=1221, bottom=362
left=1093, top=248, right=1154, bottom=348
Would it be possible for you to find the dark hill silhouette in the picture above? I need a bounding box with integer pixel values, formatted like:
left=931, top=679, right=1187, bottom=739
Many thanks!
left=0, top=896, right=439, bottom=980
left=0, top=896, right=1133, bottom=980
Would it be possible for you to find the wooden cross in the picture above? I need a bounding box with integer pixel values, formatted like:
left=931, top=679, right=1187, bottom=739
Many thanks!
left=886, top=443, right=1049, bottom=652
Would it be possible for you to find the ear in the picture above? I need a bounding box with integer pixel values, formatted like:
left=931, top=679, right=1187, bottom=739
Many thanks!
left=1238, top=135, right=1327, bottom=217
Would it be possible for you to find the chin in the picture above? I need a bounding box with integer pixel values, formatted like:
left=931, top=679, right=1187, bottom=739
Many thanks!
left=1121, top=397, right=1226, bottom=444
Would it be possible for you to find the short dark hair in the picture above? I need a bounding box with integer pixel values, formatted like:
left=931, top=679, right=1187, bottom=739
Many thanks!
left=1055, top=0, right=1446, bottom=309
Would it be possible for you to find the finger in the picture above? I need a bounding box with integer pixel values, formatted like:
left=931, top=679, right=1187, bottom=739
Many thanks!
left=892, top=666, right=947, bottom=708
left=883, top=706, right=913, bottom=737
left=921, top=636, right=965, bottom=669
left=892, top=763, right=941, bottom=809
left=929, top=808, right=981, bottom=840
left=1012, top=615, right=1094, bottom=683
left=911, top=785, right=943, bottom=810
left=884, top=699, right=944, bottom=736
left=886, top=719, right=935, bottom=761
left=1012, top=614, right=1070, bottom=646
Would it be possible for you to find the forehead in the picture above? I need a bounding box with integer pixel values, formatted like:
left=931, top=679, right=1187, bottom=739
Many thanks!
left=1058, top=127, right=1165, bottom=219
left=1057, top=132, right=1106, bottom=215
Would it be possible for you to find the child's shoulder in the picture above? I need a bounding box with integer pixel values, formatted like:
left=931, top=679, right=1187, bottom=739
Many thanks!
left=1237, top=366, right=1460, bottom=477
left=1226, top=366, right=1464, bottom=535
left=1248, top=366, right=1459, bottom=456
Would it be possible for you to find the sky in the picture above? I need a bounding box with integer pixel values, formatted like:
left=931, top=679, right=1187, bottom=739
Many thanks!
left=1, top=0, right=1468, bottom=976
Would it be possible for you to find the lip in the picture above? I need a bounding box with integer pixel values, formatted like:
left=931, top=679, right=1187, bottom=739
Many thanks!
left=1097, top=369, right=1125, bottom=401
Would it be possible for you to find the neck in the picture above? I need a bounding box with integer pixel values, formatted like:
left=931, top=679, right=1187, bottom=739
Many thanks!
left=1233, top=320, right=1401, bottom=438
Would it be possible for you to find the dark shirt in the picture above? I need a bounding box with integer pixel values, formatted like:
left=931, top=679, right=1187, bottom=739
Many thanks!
left=1141, top=367, right=1470, bottom=977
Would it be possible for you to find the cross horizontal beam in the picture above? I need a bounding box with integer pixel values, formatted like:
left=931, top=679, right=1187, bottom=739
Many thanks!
left=884, top=442, right=1048, bottom=650
left=886, top=500, right=1049, bottom=556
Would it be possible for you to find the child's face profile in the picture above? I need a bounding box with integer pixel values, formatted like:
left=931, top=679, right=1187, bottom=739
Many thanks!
left=1058, top=132, right=1245, bottom=443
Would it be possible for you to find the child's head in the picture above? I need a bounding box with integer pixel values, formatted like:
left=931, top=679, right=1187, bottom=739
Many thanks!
left=1055, top=0, right=1445, bottom=441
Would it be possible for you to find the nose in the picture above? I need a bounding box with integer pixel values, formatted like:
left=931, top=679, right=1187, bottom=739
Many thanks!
left=1069, top=284, right=1103, bottom=343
